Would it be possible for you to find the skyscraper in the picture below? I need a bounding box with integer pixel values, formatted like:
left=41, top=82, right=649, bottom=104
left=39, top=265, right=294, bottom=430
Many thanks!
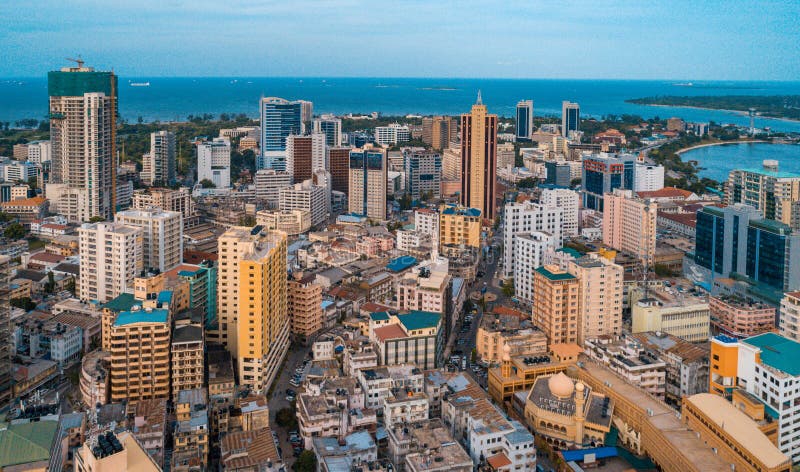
left=142, top=131, right=176, bottom=186
left=327, top=146, right=352, bottom=195
left=516, top=100, right=534, bottom=141
left=422, top=116, right=456, bottom=151
left=349, top=147, right=387, bottom=220
left=312, top=117, right=342, bottom=147
left=259, top=97, right=302, bottom=170
left=286, top=133, right=326, bottom=183
left=581, top=152, right=637, bottom=210
left=197, top=138, right=231, bottom=188
left=561, top=100, right=580, bottom=138
left=405, top=151, right=442, bottom=201
left=0, top=256, right=12, bottom=410
left=78, top=222, right=144, bottom=302
left=602, top=189, right=658, bottom=265
left=460, top=92, right=498, bottom=220
left=46, top=61, right=117, bottom=222
left=115, top=207, right=184, bottom=273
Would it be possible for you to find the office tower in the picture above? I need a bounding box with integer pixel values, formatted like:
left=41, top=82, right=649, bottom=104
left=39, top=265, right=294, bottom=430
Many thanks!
left=513, top=232, right=557, bottom=303
left=725, top=163, right=800, bottom=225
left=349, top=147, right=387, bottom=220
left=105, top=303, right=171, bottom=403
left=439, top=204, right=482, bottom=248
left=568, top=253, right=623, bottom=344
left=132, top=187, right=196, bottom=223
left=79, top=222, right=144, bottom=302
left=532, top=265, right=580, bottom=345
left=634, top=163, right=665, bottom=192
left=254, top=169, right=293, bottom=209
left=327, top=146, right=352, bottom=194
left=581, top=152, right=638, bottom=210
left=259, top=97, right=302, bottom=170
left=745, top=219, right=800, bottom=292
left=442, top=143, right=461, bottom=181
left=516, top=100, right=534, bottom=141
left=286, top=133, right=326, bottom=183
left=710, top=333, right=800, bottom=462
left=279, top=179, right=328, bottom=226
left=115, top=207, right=184, bottom=272
left=602, top=189, right=657, bottom=265
left=422, top=116, right=455, bottom=151
left=540, top=188, right=580, bottom=240
left=405, top=151, right=442, bottom=201
left=561, top=100, right=580, bottom=137
left=502, top=201, right=563, bottom=277
left=197, top=138, right=231, bottom=188
left=216, top=227, right=289, bottom=393
left=46, top=62, right=117, bottom=222
left=141, top=131, right=176, bottom=186
left=460, top=92, right=498, bottom=220
left=313, top=118, right=342, bottom=147
left=0, top=256, right=12, bottom=410
left=298, top=100, right=313, bottom=124
left=374, top=124, right=411, bottom=146
left=288, top=274, right=323, bottom=339
left=695, top=204, right=761, bottom=278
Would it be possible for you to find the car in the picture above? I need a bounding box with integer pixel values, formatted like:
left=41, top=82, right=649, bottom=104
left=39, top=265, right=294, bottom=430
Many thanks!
left=286, top=389, right=296, bottom=395
left=285, top=395, right=296, bottom=402
left=289, top=380, right=300, bottom=387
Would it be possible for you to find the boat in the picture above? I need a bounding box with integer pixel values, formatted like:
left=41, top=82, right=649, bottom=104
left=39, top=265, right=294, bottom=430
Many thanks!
left=130, top=82, right=150, bottom=87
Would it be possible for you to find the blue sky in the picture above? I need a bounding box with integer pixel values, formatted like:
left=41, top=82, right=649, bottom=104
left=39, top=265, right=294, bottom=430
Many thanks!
left=1, top=0, right=799, bottom=79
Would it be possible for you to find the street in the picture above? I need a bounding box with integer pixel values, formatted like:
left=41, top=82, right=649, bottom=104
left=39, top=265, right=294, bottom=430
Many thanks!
left=268, top=341, right=312, bottom=468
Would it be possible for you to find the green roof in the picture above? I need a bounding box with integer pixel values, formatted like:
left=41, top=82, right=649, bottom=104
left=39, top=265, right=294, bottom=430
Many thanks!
left=48, top=70, right=116, bottom=97
left=535, top=266, right=576, bottom=281
left=103, top=293, right=141, bottom=312
left=397, top=311, right=440, bottom=331
left=744, top=333, right=800, bottom=376
left=370, top=312, right=390, bottom=321
left=0, top=420, right=59, bottom=467
left=114, top=308, right=169, bottom=326
left=556, top=247, right=583, bottom=258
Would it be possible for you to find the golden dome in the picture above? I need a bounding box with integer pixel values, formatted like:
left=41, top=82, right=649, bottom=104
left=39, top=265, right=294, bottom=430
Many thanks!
left=548, top=372, right=575, bottom=398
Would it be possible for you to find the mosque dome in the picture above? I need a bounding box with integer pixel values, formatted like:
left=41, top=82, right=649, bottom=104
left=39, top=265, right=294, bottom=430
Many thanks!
left=548, top=372, right=575, bottom=398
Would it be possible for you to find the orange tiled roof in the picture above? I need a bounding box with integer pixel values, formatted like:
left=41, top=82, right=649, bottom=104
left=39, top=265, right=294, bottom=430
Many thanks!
left=1, top=196, right=46, bottom=207
left=374, top=324, right=407, bottom=342
left=636, top=187, right=694, bottom=199
left=487, top=453, right=512, bottom=470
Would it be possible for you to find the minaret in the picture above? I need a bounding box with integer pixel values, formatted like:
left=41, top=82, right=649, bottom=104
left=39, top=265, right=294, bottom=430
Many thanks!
left=501, top=344, right=512, bottom=377
left=574, top=382, right=586, bottom=445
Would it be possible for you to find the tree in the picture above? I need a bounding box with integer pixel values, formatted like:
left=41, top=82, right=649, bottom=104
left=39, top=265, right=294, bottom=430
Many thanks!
left=199, top=179, right=215, bottom=189
left=517, top=177, right=536, bottom=188
left=45, top=271, right=56, bottom=294
left=239, top=215, right=256, bottom=226
left=276, top=407, right=297, bottom=429
left=88, top=216, right=106, bottom=223
left=501, top=278, right=515, bottom=297
left=11, top=297, right=36, bottom=311
left=293, top=450, right=317, bottom=472
left=3, top=222, right=25, bottom=240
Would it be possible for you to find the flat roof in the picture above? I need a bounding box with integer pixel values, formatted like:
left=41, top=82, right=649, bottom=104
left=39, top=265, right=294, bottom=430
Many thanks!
left=114, top=308, right=169, bottom=326
left=686, top=393, right=790, bottom=469
left=743, top=333, right=800, bottom=376
left=535, top=266, right=576, bottom=281
left=398, top=311, right=440, bottom=331
left=103, top=293, right=141, bottom=312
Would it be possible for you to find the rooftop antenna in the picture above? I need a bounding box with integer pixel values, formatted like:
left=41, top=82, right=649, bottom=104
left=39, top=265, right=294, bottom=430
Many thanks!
left=476, top=90, right=482, bottom=105
left=66, top=56, right=85, bottom=68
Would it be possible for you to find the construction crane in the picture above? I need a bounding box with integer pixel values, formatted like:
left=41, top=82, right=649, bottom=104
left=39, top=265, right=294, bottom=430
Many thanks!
left=66, top=56, right=84, bottom=68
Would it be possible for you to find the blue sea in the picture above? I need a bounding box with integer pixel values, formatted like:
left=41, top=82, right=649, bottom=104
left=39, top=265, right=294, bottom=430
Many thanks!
left=682, top=142, right=800, bottom=181
left=3, top=77, right=800, bottom=132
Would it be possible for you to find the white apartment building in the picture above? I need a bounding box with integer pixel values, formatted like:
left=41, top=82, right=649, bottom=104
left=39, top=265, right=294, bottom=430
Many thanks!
left=2, top=161, right=38, bottom=183
left=78, top=222, right=143, bottom=303
left=383, top=392, right=429, bottom=428
left=634, top=163, right=665, bottom=192
left=503, top=201, right=563, bottom=277
left=584, top=336, right=667, bottom=399
left=197, top=137, right=231, bottom=188
left=396, top=257, right=451, bottom=314
left=26, top=140, right=51, bottom=164
left=254, top=169, right=293, bottom=209
left=514, top=232, right=557, bottom=303
left=414, top=209, right=439, bottom=240
left=568, top=253, right=624, bottom=343
left=358, top=364, right=424, bottom=410
left=780, top=292, right=800, bottom=342
left=279, top=179, right=328, bottom=227
left=396, top=229, right=427, bottom=252
left=114, top=207, right=183, bottom=272
left=540, top=188, right=580, bottom=240
left=142, top=130, right=176, bottom=186
left=374, top=124, right=410, bottom=146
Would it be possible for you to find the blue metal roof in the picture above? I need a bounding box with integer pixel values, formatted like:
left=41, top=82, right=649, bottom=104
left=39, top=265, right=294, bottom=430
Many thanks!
left=157, top=291, right=173, bottom=304
left=561, top=447, right=618, bottom=462
left=370, top=311, right=390, bottom=321
left=387, top=256, right=417, bottom=272
left=397, top=311, right=440, bottom=331
left=114, top=308, right=169, bottom=326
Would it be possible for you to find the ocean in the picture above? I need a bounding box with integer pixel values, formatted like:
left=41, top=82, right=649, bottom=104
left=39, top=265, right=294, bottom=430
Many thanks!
left=3, top=77, right=800, bottom=132
left=682, top=142, right=800, bottom=181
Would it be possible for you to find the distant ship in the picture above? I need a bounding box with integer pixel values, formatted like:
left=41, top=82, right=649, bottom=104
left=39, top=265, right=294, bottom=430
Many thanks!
left=130, top=82, right=150, bottom=87
left=673, top=82, right=694, bottom=87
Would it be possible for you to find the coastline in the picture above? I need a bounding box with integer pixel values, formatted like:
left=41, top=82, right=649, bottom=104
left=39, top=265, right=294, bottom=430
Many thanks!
left=629, top=102, right=800, bottom=124
left=676, top=140, right=771, bottom=155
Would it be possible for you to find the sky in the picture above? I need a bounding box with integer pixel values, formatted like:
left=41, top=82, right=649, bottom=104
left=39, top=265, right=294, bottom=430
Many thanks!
left=1, top=0, right=799, bottom=80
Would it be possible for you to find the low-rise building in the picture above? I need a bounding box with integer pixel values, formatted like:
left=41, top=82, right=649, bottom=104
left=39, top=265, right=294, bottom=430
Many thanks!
left=220, top=427, right=284, bottom=472
left=477, top=307, right=547, bottom=364
left=312, top=431, right=378, bottom=472
left=173, top=388, right=209, bottom=470
left=369, top=311, right=443, bottom=369
left=383, top=389, right=429, bottom=428
left=387, top=419, right=472, bottom=472
left=631, top=331, right=709, bottom=405
left=256, top=209, right=312, bottom=235
left=630, top=285, right=710, bottom=342
left=132, top=398, right=168, bottom=468
left=584, top=335, right=667, bottom=399
left=780, top=291, right=800, bottom=342
left=710, top=294, right=776, bottom=338
left=358, top=364, right=424, bottom=410
left=74, top=430, right=161, bottom=472
left=298, top=377, right=376, bottom=449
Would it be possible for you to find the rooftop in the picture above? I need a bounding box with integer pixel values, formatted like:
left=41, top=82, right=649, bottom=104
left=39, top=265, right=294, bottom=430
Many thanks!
left=114, top=308, right=169, bottom=326
left=103, top=293, right=141, bottom=312
left=743, top=333, right=800, bottom=376
left=397, top=311, right=440, bottom=331
left=535, top=265, right=576, bottom=281
left=374, top=324, right=407, bottom=342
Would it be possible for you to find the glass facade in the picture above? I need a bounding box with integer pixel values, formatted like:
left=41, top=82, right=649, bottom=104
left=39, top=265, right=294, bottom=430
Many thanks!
left=695, top=209, right=723, bottom=273
left=259, top=98, right=302, bottom=169
left=746, top=223, right=788, bottom=291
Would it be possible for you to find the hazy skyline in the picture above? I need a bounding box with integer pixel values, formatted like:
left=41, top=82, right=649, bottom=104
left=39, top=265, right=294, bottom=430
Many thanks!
left=1, top=0, right=799, bottom=80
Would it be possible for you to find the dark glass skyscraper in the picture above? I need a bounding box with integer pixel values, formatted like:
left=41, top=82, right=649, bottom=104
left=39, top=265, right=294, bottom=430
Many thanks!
left=516, top=100, right=533, bottom=141
left=259, top=97, right=302, bottom=170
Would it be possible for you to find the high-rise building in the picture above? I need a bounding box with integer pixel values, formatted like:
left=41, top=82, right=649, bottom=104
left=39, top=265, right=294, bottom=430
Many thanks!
left=532, top=265, right=580, bottom=345
left=540, top=188, right=580, bottom=240
left=46, top=62, right=117, bottom=222
left=115, top=207, right=183, bottom=272
left=568, top=253, right=623, bottom=344
left=259, top=97, right=302, bottom=170
left=288, top=274, right=323, bottom=339
left=602, top=189, right=657, bottom=264
left=561, top=100, right=580, bottom=138
left=513, top=232, right=557, bottom=303
left=439, top=204, right=482, bottom=248
left=422, top=116, right=456, bottom=151
left=349, top=147, right=387, bottom=220
left=79, top=222, right=144, bottom=302
left=374, top=124, right=411, bottom=146
left=502, top=201, right=563, bottom=277
left=279, top=179, right=328, bottom=226
left=0, top=256, right=12, bottom=410
left=132, top=187, right=196, bottom=223
left=327, top=146, right=352, bottom=195
left=442, top=143, right=462, bottom=180
left=171, top=324, right=204, bottom=398
left=634, top=163, right=665, bottom=192
left=581, top=152, right=638, bottom=210
left=725, top=163, right=800, bottom=226
left=197, top=138, right=231, bottom=188
left=405, top=151, right=442, bottom=201
left=460, top=92, right=498, bottom=220
left=298, top=100, right=313, bottom=125
left=216, top=227, right=289, bottom=393
left=780, top=292, right=800, bottom=342
left=313, top=118, right=342, bottom=147
left=694, top=204, right=761, bottom=279
left=516, top=100, right=534, bottom=141
left=142, top=131, right=176, bottom=186
left=254, top=169, right=293, bottom=209
left=286, top=133, right=326, bottom=183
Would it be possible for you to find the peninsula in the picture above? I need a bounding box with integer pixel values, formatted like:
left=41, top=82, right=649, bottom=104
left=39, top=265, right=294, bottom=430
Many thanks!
left=626, top=95, right=800, bottom=121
